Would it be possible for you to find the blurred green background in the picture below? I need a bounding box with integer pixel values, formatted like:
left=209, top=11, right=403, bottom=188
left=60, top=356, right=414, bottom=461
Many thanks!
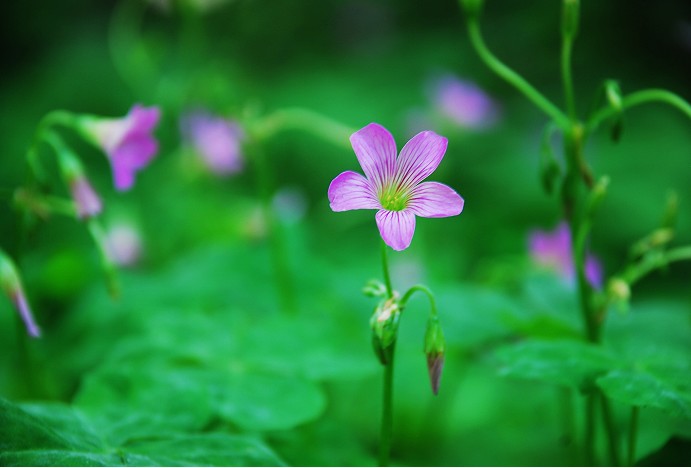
left=1, top=0, right=690, bottom=466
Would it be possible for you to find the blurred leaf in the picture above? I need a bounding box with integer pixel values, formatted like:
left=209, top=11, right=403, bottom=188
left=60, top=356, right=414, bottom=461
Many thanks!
left=597, top=369, right=691, bottom=419
left=0, top=398, right=284, bottom=467
left=495, top=339, right=621, bottom=390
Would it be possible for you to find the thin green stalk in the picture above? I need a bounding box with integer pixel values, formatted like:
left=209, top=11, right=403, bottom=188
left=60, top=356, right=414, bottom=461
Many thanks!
left=87, top=219, right=120, bottom=299
left=622, top=245, right=691, bottom=286
left=584, top=393, right=597, bottom=465
left=586, top=89, right=691, bottom=134
left=465, top=19, right=570, bottom=130
left=255, top=108, right=357, bottom=150
left=379, top=346, right=395, bottom=467
left=628, top=406, right=639, bottom=466
left=600, top=391, right=621, bottom=466
left=561, top=36, right=577, bottom=119
left=381, top=241, right=393, bottom=298
left=252, top=148, right=297, bottom=314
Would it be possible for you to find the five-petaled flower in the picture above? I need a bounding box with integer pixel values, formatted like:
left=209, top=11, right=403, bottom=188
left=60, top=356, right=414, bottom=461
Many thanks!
left=78, top=104, right=161, bottom=191
left=328, top=123, right=464, bottom=251
left=529, top=222, right=603, bottom=289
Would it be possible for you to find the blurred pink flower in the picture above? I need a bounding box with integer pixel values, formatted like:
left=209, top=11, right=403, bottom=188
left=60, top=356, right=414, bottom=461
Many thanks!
left=529, top=222, right=603, bottom=289
left=430, top=74, right=498, bottom=129
left=328, top=123, right=464, bottom=251
left=79, top=104, right=161, bottom=191
left=69, top=176, right=103, bottom=219
left=105, top=224, right=143, bottom=267
left=0, top=253, right=40, bottom=338
left=181, top=110, right=244, bottom=176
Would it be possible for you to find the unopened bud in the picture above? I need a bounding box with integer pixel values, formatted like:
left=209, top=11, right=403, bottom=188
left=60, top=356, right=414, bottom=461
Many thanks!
left=370, top=294, right=401, bottom=365
left=539, top=125, right=562, bottom=195
left=363, top=279, right=387, bottom=298
left=424, top=316, right=446, bottom=395
left=607, top=278, right=630, bottom=314
left=0, top=251, right=41, bottom=338
left=605, top=81, right=624, bottom=142
left=587, top=176, right=609, bottom=216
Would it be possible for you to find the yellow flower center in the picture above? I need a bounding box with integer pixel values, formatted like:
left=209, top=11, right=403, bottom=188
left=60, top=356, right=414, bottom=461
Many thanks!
left=379, top=184, right=410, bottom=211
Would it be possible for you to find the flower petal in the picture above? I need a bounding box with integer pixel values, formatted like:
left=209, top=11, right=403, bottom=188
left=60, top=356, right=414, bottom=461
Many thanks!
left=328, top=171, right=380, bottom=211
left=408, top=182, right=464, bottom=218
left=375, top=209, right=416, bottom=251
left=350, top=123, right=397, bottom=190
left=394, top=131, right=448, bottom=190
left=128, top=105, right=161, bottom=134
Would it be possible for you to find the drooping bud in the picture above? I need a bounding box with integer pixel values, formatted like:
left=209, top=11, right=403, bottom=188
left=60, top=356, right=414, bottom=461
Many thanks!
left=562, top=0, right=580, bottom=41
left=48, top=132, right=103, bottom=219
left=0, top=250, right=41, bottom=338
left=604, top=80, right=624, bottom=142
left=370, top=294, right=401, bottom=365
left=424, top=315, right=446, bottom=395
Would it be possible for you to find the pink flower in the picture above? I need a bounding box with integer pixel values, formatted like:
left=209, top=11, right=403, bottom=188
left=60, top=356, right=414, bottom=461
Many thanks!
left=80, top=104, right=161, bottom=191
left=69, top=176, right=103, bottom=219
left=529, top=222, right=603, bottom=289
left=0, top=253, right=40, bottom=338
left=430, top=74, right=498, bottom=129
left=105, top=223, right=143, bottom=267
left=181, top=110, right=244, bottom=176
left=328, top=123, right=464, bottom=251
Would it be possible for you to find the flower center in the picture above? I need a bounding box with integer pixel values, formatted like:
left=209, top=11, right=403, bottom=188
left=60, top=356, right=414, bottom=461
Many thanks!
left=379, top=184, right=409, bottom=211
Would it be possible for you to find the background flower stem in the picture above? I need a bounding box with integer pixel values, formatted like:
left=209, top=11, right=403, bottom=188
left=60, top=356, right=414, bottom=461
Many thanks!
left=379, top=346, right=395, bottom=467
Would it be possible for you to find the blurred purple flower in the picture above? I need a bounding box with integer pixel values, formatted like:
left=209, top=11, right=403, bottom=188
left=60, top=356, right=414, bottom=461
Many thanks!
left=529, top=222, right=603, bottom=289
left=430, top=74, right=498, bottom=129
left=0, top=253, right=40, bottom=338
left=105, top=223, right=143, bottom=267
left=328, top=123, right=464, bottom=251
left=70, top=176, right=103, bottom=219
left=80, top=104, right=161, bottom=191
left=181, top=110, right=244, bottom=176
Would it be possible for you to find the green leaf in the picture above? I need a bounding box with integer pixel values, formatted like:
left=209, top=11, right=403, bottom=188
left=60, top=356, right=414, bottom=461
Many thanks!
left=495, top=339, right=621, bottom=390
left=0, top=398, right=285, bottom=467
left=597, top=369, right=691, bottom=419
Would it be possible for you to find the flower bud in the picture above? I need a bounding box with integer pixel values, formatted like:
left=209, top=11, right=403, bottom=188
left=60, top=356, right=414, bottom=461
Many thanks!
left=605, top=81, right=623, bottom=142
left=607, top=277, right=630, bottom=314
left=562, top=0, right=580, bottom=41
left=50, top=132, right=103, bottom=219
left=370, top=295, right=401, bottom=365
left=0, top=251, right=41, bottom=338
left=424, top=316, right=446, bottom=395
left=586, top=175, right=609, bottom=217
left=539, top=125, right=562, bottom=195
left=363, top=279, right=387, bottom=298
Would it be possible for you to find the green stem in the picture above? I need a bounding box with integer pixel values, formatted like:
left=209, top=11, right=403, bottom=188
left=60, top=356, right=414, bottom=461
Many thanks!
left=379, top=346, right=395, bottom=467
left=465, top=19, right=570, bottom=130
left=252, top=147, right=297, bottom=314
left=561, top=35, right=577, bottom=119
left=400, top=284, right=438, bottom=317
left=628, top=406, right=639, bottom=466
left=381, top=241, right=393, bottom=298
left=254, top=108, right=357, bottom=149
left=27, top=110, right=77, bottom=183
left=584, top=392, right=597, bottom=465
left=87, top=219, right=121, bottom=299
left=623, top=245, right=691, bottom=286
left=600, top=391, right=621, bottom=466
left=586, top=89, right=691, bottom=134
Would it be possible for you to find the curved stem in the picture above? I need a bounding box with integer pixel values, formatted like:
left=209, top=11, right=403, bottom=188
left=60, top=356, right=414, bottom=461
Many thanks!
left=381, top=241, right=393, bottom=298
left=622, top=245, right=691, bottom=286
left=400, top=284, right=438, bottom=317
left=465, top=19, right=570, bottom=130
left=586, top=89, right=691, bottom=134
left=27, top=111, right=77, bottom=182
left=254, top=108, right=357, bottom=149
